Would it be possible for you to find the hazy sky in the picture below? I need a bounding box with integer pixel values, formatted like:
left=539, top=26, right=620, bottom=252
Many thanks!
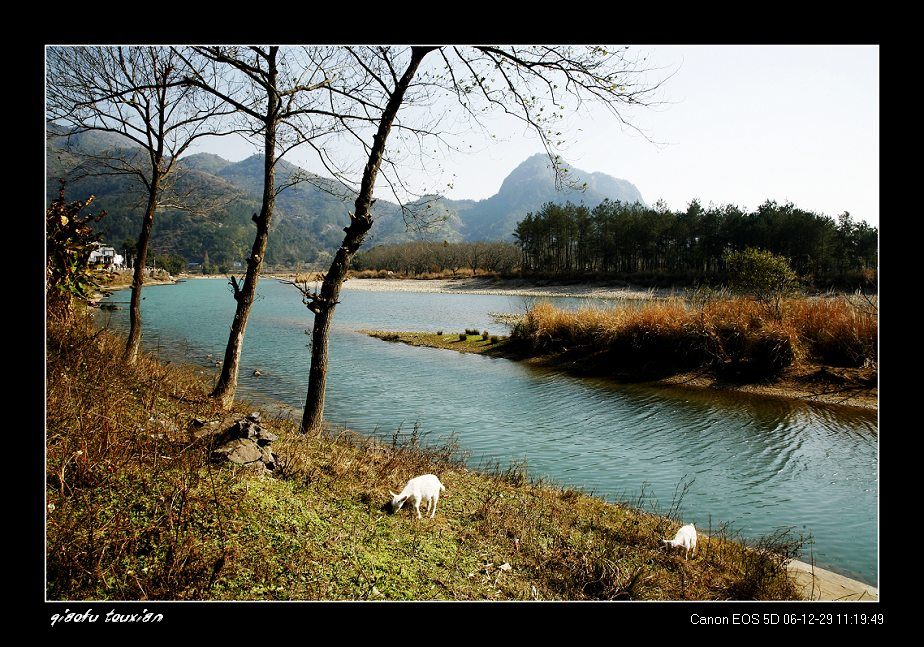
left=188, top=45, right=879, bottom=226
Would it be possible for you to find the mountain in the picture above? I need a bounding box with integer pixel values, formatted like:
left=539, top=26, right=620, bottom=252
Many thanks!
left=181, top=152, right=233, bottom=176
left=447, top=153, right=645, bottom=240
left=47, top=133, right=645, bottom=265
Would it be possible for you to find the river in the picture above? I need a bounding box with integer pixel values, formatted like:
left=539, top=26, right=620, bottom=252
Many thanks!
left=97, top=278, right=878, bottom=586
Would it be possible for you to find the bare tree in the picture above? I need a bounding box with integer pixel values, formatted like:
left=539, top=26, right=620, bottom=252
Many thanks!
left=46, top=46, right=235, bottom=363
left=176, top=46, right=335, bottom=408
left=465, top=241, right=487, bottom=277
left=289, top=45, right=664, bottom=433
left=480, top=241, right=520, bottom=275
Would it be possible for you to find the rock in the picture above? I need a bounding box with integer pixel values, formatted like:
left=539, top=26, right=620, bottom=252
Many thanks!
left=218, top=420, right=249, bottom=442
left=499, top=562, right=512, bottom=572
left=252, top=426, right=278, bottom=445
left=213, top=417, right=271, bottom=444
left=212, top=438, right=263, bottom=465
left=207, top=414, right=278, bottom=471
left=189, top=418, right=223, bottom=440
left=252, top=370, right=262, bottom=377
left=258, top=443, right=276, bottom=468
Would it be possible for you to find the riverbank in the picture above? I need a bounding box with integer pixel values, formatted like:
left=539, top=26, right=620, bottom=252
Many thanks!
left=273, top=275, right=672, bottom=300
left=90, top=269, right=180, bottom=301
left=47, top=312, right=823, bottom=601
left=287, top=276, right=878, bottom=410
left=362, top=330, right=878, bottom=412
left=787, top=560, right=878, bottom=601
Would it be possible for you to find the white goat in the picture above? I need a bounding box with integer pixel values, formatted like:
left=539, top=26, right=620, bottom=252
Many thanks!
left=662, top=523, right=698, bottom=559
left=388, top=474, right=446, bottom=520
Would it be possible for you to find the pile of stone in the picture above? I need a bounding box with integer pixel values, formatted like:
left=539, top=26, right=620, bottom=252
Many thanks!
left=188, top=412, right=279, bottom=472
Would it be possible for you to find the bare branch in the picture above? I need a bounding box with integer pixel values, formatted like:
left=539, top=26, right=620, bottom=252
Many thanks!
left=229, top=275, right=243, bottom=302
left=279, top=277, right=338, bottom=315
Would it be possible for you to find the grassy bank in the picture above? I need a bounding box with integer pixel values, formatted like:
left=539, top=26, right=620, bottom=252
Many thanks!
left=514, top=297, right=876, bottom=375
left=360, top=294, right=876, bottom=410
left=363, top=330, right=508, bottom=355
left=47, top=312, right=805, bottom=600
left=506, top=295, right=876, bottom=406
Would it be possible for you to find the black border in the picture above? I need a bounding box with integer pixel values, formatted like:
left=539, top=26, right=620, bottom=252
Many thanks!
left=31, top=26, right=893, bottom=633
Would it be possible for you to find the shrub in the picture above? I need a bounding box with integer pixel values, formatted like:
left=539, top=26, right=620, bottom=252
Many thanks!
left=482, top=330, right=490, bottom=340
left=490, top=336, right=499, bottom=344
left=46, top=180, right=107, bottom=319
left=153, top=252, right=187, bottom=276
left=724, top=247, right=797, bottom=317
left=436, top=330, right=443, bottom=336
left=459, top=333, right=467, bottom=341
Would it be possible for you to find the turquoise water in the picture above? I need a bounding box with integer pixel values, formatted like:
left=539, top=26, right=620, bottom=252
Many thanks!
left=98, top=278, right=879, bottom=586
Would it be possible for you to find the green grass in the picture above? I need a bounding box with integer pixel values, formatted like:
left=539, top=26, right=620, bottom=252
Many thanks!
left=47, top=312, right=804, bottom=601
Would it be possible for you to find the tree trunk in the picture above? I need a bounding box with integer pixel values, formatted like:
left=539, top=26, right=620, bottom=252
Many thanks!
left=300, top=46, right=434, bottom=434
left=123, top=169, right=161, bottom=364
left=210, top=50, right=278, bottom=409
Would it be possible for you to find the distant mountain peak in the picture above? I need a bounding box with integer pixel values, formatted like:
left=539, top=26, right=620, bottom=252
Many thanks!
left=47, top=139, right=647, bottom=261
left=451, top=153, right=644, bottom=240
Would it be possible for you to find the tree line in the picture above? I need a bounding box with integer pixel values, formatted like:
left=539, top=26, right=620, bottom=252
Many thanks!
left=513, top=199, right=877, bottom=287
left=352, top=240, right=519, bottom=277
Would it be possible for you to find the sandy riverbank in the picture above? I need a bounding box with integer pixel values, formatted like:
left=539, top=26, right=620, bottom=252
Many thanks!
left=105, top=273, right=658, bottom=299
left=281, top=276, right=673, bottom=300
left=90, top=273, right=180, bottom=301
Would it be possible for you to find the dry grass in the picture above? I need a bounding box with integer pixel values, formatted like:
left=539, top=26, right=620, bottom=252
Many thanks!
left=511, top=294, right=877, bottom=382
left=46, top=311, right=804, bottom=601
left=787, top=295, right=878, bottom=367
left=46, top=311, right=235, bottom=599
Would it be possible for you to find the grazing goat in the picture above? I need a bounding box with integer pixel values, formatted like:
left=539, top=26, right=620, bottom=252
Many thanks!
left=662, top=523, right=698, bottom=559
left=387, top=474, right=446, bottom=520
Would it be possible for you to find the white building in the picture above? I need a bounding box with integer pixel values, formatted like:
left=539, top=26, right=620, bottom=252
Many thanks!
left=88, top=243, right=124, bottom=269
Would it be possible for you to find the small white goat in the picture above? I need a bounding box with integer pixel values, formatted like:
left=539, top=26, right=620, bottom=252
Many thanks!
left=662, top=523, right=698, bottom=559
left=388, top=474, right=446, bottom=520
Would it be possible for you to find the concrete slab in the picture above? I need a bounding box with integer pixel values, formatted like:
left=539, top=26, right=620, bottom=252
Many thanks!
left=787, top=559, right=879, bottom=601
